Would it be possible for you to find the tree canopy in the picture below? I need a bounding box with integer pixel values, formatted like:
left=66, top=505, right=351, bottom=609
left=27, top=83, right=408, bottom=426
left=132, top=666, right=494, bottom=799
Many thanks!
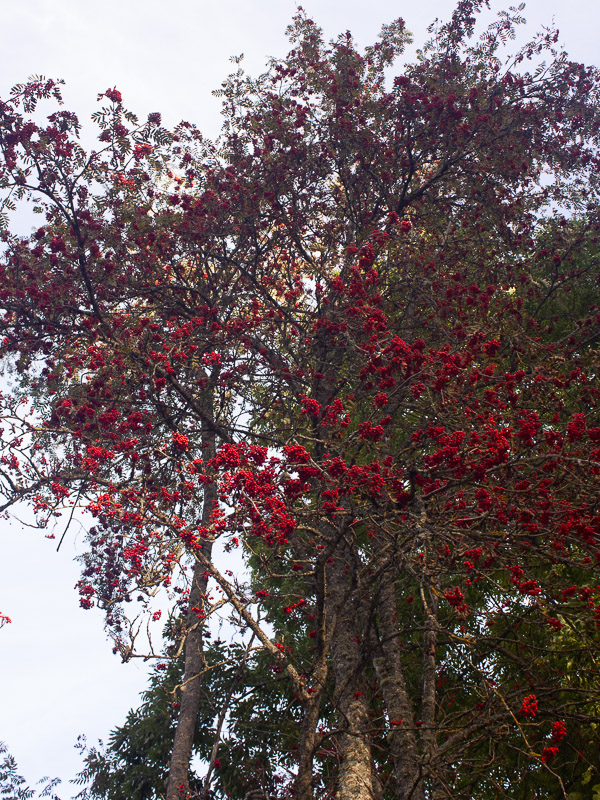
left=2, top=3, right=600, bottom=799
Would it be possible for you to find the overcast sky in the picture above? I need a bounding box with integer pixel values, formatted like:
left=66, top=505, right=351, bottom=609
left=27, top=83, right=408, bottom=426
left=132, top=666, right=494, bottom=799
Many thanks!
left=1, top=0, right=598, bottom=792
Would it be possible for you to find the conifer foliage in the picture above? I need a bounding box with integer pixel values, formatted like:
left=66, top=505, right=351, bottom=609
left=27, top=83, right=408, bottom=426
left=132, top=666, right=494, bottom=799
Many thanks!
left=2, top=3, right=600, bottom=798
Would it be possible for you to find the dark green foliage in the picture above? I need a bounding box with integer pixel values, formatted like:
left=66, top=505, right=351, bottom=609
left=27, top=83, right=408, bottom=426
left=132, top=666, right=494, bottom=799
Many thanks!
left=0, top=742, right=62, bottom=800
left=74, top=639, right=308, bottom=799
left=73, top=660, right=179, bottom=800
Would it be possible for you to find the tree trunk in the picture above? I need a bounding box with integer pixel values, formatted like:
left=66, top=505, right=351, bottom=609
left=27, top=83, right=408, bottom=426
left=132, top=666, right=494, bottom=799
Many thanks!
left=420, top=584, right=441, bottom=800
left=296, top=695, right=323, bottom=800
left=166, top=418, right=217, bottom=800
left=296, top=550, right=330, bottom=800
left=371, top=568, right=425, bottom=800
left=328, top=550, right=375, bottom=800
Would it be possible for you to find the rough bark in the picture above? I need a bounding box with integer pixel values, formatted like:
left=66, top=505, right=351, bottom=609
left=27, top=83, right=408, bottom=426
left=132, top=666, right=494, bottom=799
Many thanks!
left=371, top=568, right=425, bottom=800
left=296, top=695, right=325, bottom=800
left=420, top=583, right=443, bottom=800
left=328, top=550, right=374, bottom=800
left=296, top=551, right=330, bottom=800
left=166, top=419, right=217, bottom=800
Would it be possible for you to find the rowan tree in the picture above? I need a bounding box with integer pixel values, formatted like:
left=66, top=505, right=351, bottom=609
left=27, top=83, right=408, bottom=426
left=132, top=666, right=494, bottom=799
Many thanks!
left=2, top=3, right=600, bottom=799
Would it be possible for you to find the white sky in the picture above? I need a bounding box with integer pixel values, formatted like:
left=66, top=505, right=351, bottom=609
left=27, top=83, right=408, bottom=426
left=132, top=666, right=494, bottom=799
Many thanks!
left=1, top=0, right=598, bottom=792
